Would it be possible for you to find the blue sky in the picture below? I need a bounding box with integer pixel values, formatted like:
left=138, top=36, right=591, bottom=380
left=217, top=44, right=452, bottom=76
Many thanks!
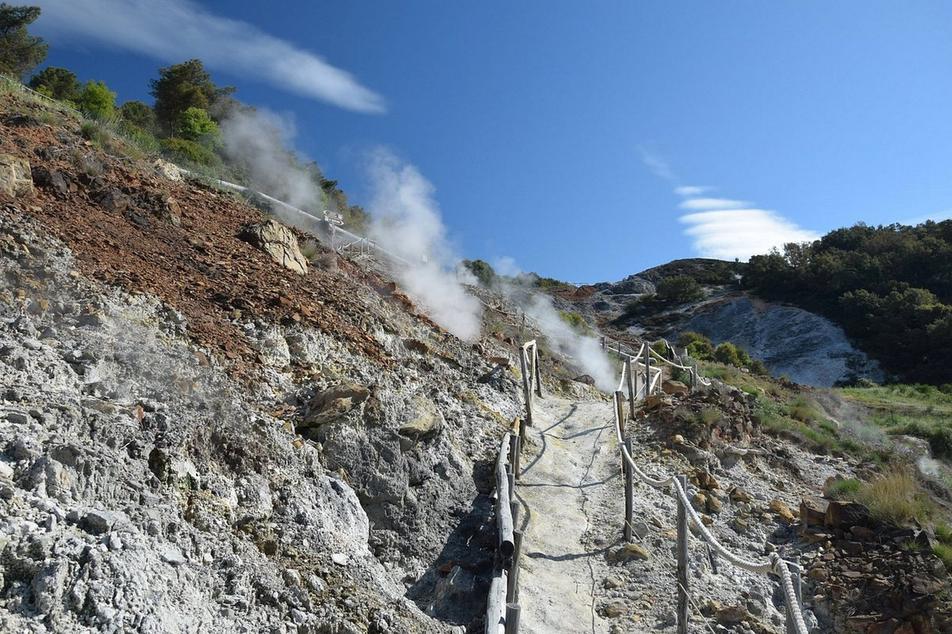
left=31, top=1, right=952, bottom=282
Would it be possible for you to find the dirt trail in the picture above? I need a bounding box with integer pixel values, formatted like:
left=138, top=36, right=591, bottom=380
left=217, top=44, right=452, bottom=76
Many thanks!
left=515, top=396, right=616, bottom=634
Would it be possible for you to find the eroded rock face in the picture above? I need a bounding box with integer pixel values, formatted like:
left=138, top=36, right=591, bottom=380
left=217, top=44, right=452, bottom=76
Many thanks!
left=0, top=154, right=34, bottom=198
left=682, top=296, right=883, bottom=386
left=240, top=219, right=308, bottom=275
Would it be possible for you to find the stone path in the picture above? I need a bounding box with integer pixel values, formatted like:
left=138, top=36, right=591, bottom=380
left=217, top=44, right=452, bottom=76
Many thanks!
left=514, top=396, right=616, bottom=634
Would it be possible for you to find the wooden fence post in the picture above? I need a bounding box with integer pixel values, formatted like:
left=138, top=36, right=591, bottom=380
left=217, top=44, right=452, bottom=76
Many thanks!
left=505, top=603, right=521, bottom=634
left=511, top=432, right=521, bottom=481
left=624, top=437, right=633, bottom=542
left=507, top=529, right=523, bottom=601
left=615, top=390, right=626, bottom=439
left=533, top=345, right=543, bottom=397
left=643, top=345, right=651, bottom=396
left=676, top=475, right=689, bottom=634
left=519, top=347, right=533, bottom=427
left=625, top=356, right=636, bottom=417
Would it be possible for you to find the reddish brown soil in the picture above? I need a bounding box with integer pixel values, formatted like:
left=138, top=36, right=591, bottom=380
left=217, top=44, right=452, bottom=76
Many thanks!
left=0, top=100, right=397, bottom=378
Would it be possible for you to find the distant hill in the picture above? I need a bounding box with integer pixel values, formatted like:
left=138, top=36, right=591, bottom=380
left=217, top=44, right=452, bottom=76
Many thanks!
left=744, top=222, right=952, bottom=384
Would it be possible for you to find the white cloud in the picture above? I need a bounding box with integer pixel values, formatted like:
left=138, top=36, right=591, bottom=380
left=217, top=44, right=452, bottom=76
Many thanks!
left=679, top=208, right=820, bottom=260
left=674, top=185, right=710, bottom=197
left=638, top=147, right=676, bottom=181
left=35, top=0, right=385, bottom=113
left=678, top=197, right=750, bottom=210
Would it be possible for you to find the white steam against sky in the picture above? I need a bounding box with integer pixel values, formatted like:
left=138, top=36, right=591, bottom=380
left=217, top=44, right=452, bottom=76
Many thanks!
left=365, top=149, right=483, bottom=341
left=492, top=260, right=615, bottom=392
left=219, top=108, right=322, bottom=213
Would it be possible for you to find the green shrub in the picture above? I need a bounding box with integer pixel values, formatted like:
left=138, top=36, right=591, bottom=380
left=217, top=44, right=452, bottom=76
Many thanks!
left=463, top=259, right=495, bottom=287
left=558, top=311, right=591, bottom=334
left=656, top=275, right=703, bottom=304
left=824, top=478, right=861, bottom=499
left=936, top=522, right=952, bottom=545
left=28, top=66, right=79, bottom=101
left=686, top=339, right=714, bottom=361
left=890, top=422, right=952, bottom=460
left=160, top=137, right=218, bottom=167
left=175, top=106, right=219, bottom=145
left=300, top=239, right=321, bottom=261
left=75, top=80, right=116, bottom=120
left=119, top=100, right=157, bottom=133
left=697, top=407, right=720, bottom=425
left=933, top=544, right=952, bottom=572
left=80, top=121, right=110, bottom=147
left=714, top=342, right=751, bottom=367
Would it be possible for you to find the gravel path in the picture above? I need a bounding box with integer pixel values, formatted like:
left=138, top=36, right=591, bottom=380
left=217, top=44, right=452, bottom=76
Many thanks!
left=514, top=396, right=615, bottom=634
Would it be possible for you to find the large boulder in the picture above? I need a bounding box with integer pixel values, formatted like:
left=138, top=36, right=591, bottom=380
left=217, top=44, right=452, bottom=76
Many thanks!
left=300, top=382, right=371, bottom=432
left=397, top=395, right=443, bottom=449
left=240, top=219, right=308, bottom=275
left=153, top=158, right=184, bottom=181
left=0, top=154, right=34, bottom=198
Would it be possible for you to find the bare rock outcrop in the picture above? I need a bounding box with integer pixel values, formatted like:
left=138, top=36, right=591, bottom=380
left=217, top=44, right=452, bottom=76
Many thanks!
left=0, top=154, right=34, bottom=198
left=240, top=219, right=308, bottom=275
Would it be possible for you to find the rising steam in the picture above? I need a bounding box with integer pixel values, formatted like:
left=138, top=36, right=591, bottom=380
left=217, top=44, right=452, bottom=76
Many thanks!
left=494, top=264, right=615, bottom=391
left=219, top=108, right=322, bottom=213
left=523, top=293, right=615, bottom=391
left=365, top=149, right=482, bottom=341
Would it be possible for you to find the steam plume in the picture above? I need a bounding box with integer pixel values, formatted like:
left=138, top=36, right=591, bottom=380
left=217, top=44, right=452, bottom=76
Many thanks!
left=219, top=108, right=321, bottom=214
left=493, top=261, right=614, bottom=391
left=365, top=149, right=482, bottom=341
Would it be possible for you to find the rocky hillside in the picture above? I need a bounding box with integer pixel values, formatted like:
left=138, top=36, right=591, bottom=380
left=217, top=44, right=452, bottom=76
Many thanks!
left=3, top=83, right=952, bottom=634
left=0, top=87, right=579, bottom=633
left=556, top=259, right=882, bottom=387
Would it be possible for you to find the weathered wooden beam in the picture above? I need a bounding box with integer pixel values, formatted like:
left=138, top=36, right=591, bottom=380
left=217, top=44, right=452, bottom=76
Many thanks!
left=625, top=356, right=636, bottom=417
left=486, top=571, right=508, bottom=634
left=505, top=603, right=521, bottom=634
left=532, top=345, right=543, bottom=397
left=676, top=474, right=689, bottom=634
left=614, top=390, right=626, bottom=440
left=624, top=437, right=633, bottom=542
left=510, top=433, right=521, bottom=481
left=643, top=344, right=651, bottom=395
left=495, top=435, right=515, bottom=558
left=506, top=529, right=523, bottom=600
left=518, top=347, right=533, bottom=427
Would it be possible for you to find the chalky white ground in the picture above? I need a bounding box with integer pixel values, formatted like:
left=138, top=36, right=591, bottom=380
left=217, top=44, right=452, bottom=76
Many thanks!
left=515, top=397, right=614, bottom=634
left=511, top=395, right=816, bottom=633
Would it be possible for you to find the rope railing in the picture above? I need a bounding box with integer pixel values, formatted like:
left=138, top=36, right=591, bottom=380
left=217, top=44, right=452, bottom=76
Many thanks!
left=607, top=356, right=808, bottom=634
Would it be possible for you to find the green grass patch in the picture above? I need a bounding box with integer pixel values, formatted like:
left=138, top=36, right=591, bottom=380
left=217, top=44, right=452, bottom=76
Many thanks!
left=824, top=477, right=862, bottom=499
left=697, top=407, right=721, bottom=425
left=838, top=384, right=952, bottom=459
left=558, top=311, right=592, bottom=335
left=933, top=543, right=952, bottom=572
left=856, top=468, right=934, bottom=526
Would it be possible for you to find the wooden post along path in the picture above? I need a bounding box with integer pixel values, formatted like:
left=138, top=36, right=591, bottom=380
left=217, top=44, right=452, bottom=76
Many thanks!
left=676, top=474, right=689, bottom=634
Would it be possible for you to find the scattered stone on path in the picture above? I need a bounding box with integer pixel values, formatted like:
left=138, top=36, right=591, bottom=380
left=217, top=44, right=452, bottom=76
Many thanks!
left=611, top=543, right=650, bottom=563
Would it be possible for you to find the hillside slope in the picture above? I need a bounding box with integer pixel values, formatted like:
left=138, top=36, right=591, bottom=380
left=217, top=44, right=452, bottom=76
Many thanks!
left=558, top=260, right=882, bottom=387
left=0, top=89, right=539, bottom=632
